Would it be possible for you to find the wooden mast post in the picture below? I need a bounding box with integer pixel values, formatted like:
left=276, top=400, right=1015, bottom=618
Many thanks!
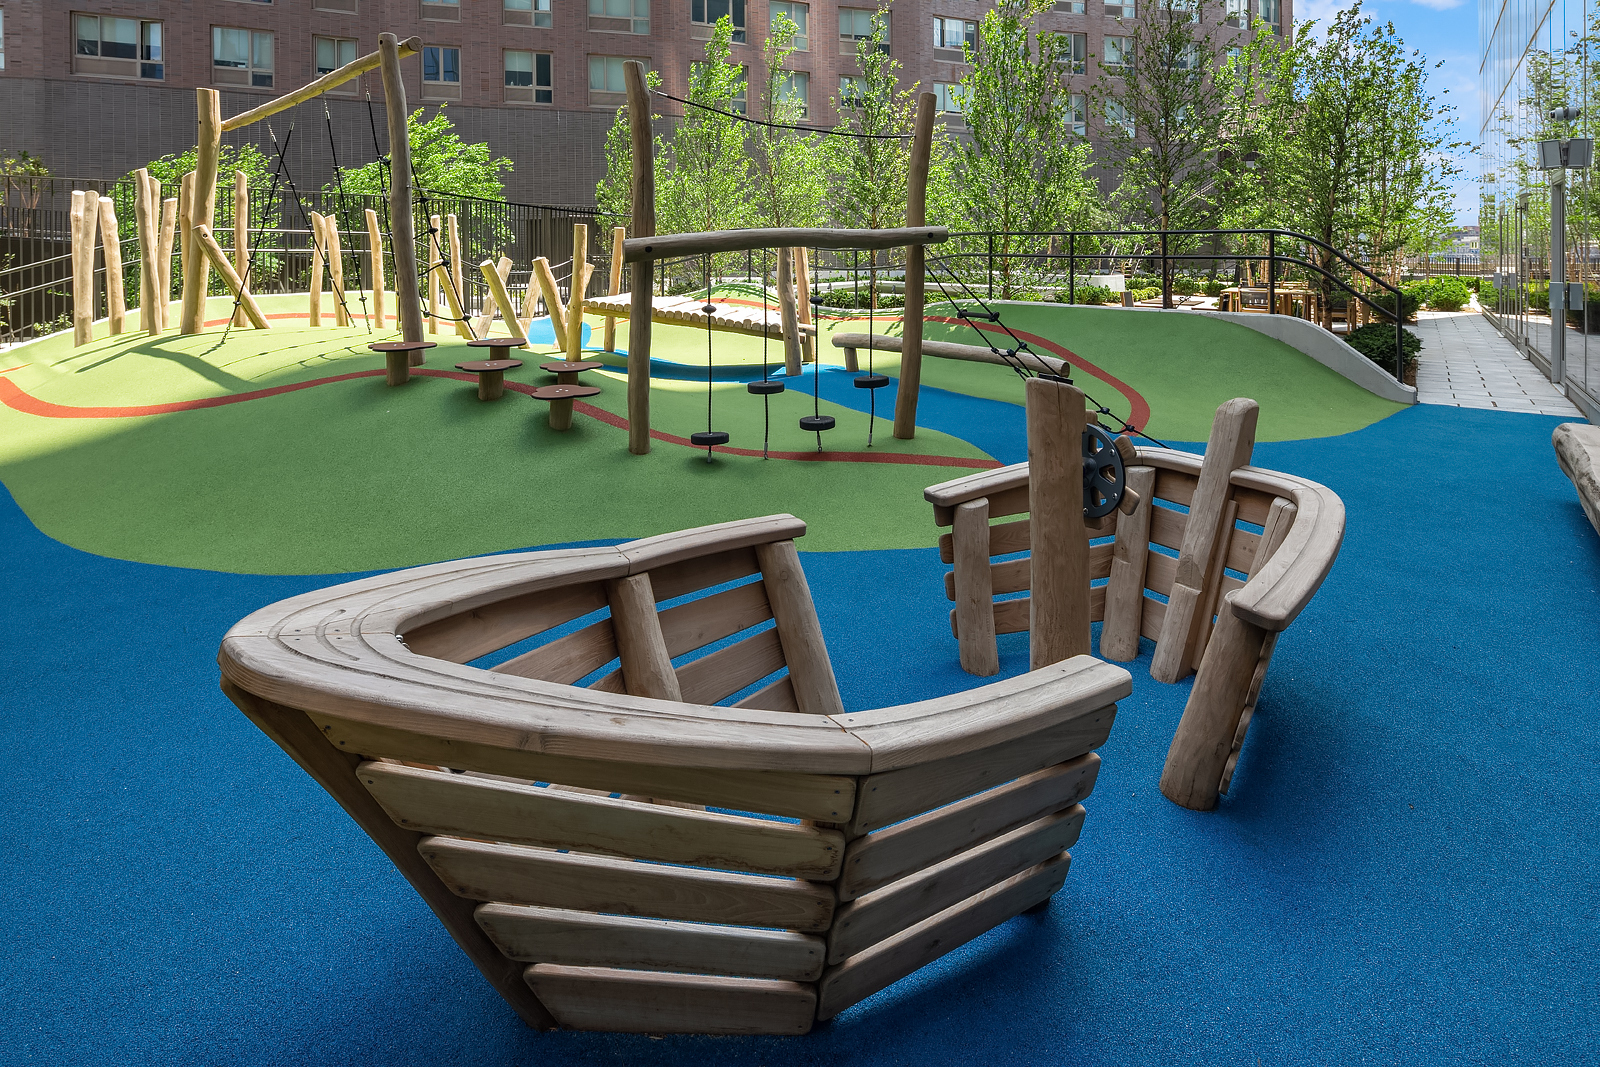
left=232, top=171, right=250, bottom=327
left=568, top=223, right=589, bottom=361
left=624, top=59, right=655, bottom=455
left=894, top=91, right=937, bottom=440
left=378, top=32, right=425, bottom=348
left=156, top=193, right=177, bottom=332
left=97, top=197, right=126, bottom=335
left=308, top=211, right=327, bottom=327
left=778, top=248, right=800, bottom=375
left=181, top=89, right=222, bottom=334
left=365, top=208, right=388, bottom=331
left=604, top=225, right=625, bottom=351
left=1025, top=376, right=1091, bottom=668
left=69, top=191, right=97, bottom=346
left=795, top=246, right=814, bottom=364
left=134, top=169, right=159, bottom=336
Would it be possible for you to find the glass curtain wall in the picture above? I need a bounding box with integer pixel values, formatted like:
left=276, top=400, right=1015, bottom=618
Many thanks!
left=1481, top=0, right=1600, bottom=415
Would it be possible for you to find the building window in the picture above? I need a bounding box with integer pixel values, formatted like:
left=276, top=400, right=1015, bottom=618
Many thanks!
left=692, top=0, right=746, bottom=42
left=504, top=0, right=553, bottom=25
left=932, top=81, right=964, bottom=113
left=777, top=70, right=808, bottom=117
left=1259, top=0, right=1280, bottom=31
left=770, top=2, right=809, bottom=51
left=1224, top=0, right=1247, bottom=25
left=1169, top=0, right=1199, bottom=21
left=505, top=49, right=553, bottom=103
left=214, top=27, right=274, bottom=88
left=423, top=45, right=461, bottom=97
left=1105, top=99, right=1133, bottom=136
left=590, top=55, right=646, bottom=105
left=1056, top=31, right=1087, bottom=73
left=1054, top=0, right=1087, bottom=11
left=1105, top=0, right=1135, bottom=17
left=839, top=74, right=867, bottom=107
left=590, top=0, right=650, bottom=35
left=0, top=9, right=5, bottom=70
left=1102, top=35, right=1132, bottom=70
left=1067, top=93, right=1086, bottom=136
left=314, top=0, right=360, bottom=12
left=421, top=0, right=461, bottom=20
left=73, top=14, right=164, bottom=80
left=840, top=8, right=886, bottom=54
left=689, top=61, right=747, bottom=112
left=315, top=36, right=358, bottom=76
left=932, top=15, right=976, bottom=68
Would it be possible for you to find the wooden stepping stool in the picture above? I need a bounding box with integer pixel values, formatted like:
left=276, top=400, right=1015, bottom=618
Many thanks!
left=530, top=384, right=601, bottom=431
left=455, top=358, right=524, bottom=401
left=539, top=359, right=604, bottom=386
left=369, top=340, right=436, bottom=386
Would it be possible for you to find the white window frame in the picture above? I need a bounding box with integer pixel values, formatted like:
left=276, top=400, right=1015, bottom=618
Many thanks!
left=314, top=36, right=359, bottom=92
left=692, top=0, right=746, bottom=42
left=505, top=49, right=554, bottom=103
left=213, top=26, right=274, bottom=88
left=932, top=16, right=977, bottom=51
left=1067, top=93, right=1086, bottom=136
left=1102, top=35, right=1132, bottom=70
left=1105, top=0, right=1135, bottom=17
left=932, top=81, right=965, bottom=113
left=589, top=0, right=650, bottom=35
left=770, top=1, right=809, bottom=51
left=778, top=70, right=809, bottom=117
left=839, top=74, right=867, bottom=107
left=74, top=14, right=165, bottom=81
left=1105, top=99, right=1134, bottom=137
left=504, top=0, right=554, bottom=27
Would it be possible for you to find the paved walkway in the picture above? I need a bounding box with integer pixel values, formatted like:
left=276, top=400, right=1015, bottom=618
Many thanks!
left=1411, top=309, right=1583, bottom=416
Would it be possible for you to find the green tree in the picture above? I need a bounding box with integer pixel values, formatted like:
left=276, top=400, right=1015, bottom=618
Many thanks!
left=336, top=105, right=513, bottom=201
left=752, top=15, right=826, bottom=229
left=957, top=0, right=1104, bottom=298
left=596, top=68, right=664, bottom=222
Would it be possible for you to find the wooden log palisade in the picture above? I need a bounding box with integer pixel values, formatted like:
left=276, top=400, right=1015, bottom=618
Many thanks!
left=925, top=397, right=1345, bottom=812
left=219, top=515, right=1130, bottom=1034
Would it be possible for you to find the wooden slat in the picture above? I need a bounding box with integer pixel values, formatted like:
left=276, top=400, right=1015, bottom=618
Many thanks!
left=527, top=965, right=816, bottom=1035
left=478, top=902, right=826, bottom=980
left=1144, top=551, right=1178, bottom=596
left=1226, top=523, right=1263, bottom=575
left=1140, top=594, right=1166, bottom=642
left=421, top=836, right=837, bottom=931
left=1089, top=583, right=1106, bottom=621
left=622, top=516, right=805, bottom=576
left=839, top=753, right=1098, bottom=900
left=1148, top=504, right=1187, bottom=551
left=403, top=581, right=609, bottom=663
left=925, top=462, right=1030, bottom=517
left=938, top=516, right=1030, bottom=563
left=1154, top=467, right=1197, bottom=507
left=313, top=716, right=858, bottom=821
left=986, top=484, right=1032, bottom=522
left=952, top=499, right=998, bottom=676
left=816, top=855, right=1071, bottom=1020
left=1192, top=499, right=1240, bottom=664
left=644, top=545, right=761, bottom=603
left=828, top=806, right=1084, bottom=962
left=657, top=580, right=772, bottom=658
left=490, top=617, right=618, bottom=685
left=675, top=627, right=787, bottom=706
left=1101, top=466, right=1155, bottom=662
left=943, top=543, right=1113, bottom=601
left=952, top=596, right=1030, bottom=639
left=1231, top=485, right=1277, bottom=527
left=360, top=761, right=845, bottom=878
left=734, top=675, right=799, bottom=712
left=848, top=710, right=1115, bottom=835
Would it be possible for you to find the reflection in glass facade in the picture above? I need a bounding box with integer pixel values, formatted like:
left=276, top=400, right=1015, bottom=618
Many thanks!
left=1480, top=0, right=1600, bottom=415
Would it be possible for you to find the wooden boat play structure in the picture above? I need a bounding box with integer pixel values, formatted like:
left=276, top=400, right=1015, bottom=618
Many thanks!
left=220, top=514, right=1131, bottom=1035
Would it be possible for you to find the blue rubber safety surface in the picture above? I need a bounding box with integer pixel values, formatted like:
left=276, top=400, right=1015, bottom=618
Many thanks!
left=1, top=403, right=1597, bottom=1065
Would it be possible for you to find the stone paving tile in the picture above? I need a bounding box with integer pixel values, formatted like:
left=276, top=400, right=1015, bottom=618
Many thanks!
left=1410, top=310, right=1584, bottom=416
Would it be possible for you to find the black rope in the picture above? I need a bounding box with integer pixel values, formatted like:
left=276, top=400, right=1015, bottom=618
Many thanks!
left=221, top=125, right=291, bottom=344
left=865, top=250, right=877, bottom=446
left=263, top=123, right=360, bottom=333
left=650, top=89, right=908, bottom=139
left=702, top=252, right=715, bottom=462
left=412, top=168, right=477, bottom=338
left=324, top=102, right=372, bottom=331
left=364, top=90, right=396, bottom=317
left=761, top=248, right=772, bottom=459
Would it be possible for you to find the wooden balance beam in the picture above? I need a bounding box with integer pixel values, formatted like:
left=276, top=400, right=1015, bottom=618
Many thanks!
left=584, top=293, right=818, bottom=342
left=831, top=332, right=1064, bottom=376
left=218, top=514, right=1130, bottom=1034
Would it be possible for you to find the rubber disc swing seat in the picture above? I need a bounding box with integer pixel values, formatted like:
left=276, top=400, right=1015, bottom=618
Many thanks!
left=693, top=274, right=730, bottom=458
left=799, top=250, right=835, bottom=448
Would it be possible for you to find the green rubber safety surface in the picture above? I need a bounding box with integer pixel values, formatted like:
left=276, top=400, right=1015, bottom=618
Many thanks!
left=0, top=292, right=1405, bottom=574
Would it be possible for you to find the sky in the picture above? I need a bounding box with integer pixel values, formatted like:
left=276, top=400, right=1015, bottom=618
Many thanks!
left=1295, top=0, right=1482, bottom=223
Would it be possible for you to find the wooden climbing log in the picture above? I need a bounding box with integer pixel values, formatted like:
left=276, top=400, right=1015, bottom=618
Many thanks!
left=533, top=257, right=568, bottom=338
left=156, top=194, right=177, bottom=333
left=1026, top=377, right=1091, bottom=668
left=365, top=208, right=387, bottom=332
left=1099, top=465, right=1156, bottom=661
left=622, top=227, right=949, bottom=263
left=181, top=89, right=222, bottom=334
left=448, top=214, right=466, bottom=336
left=832, top=333, right=1065, bottom=376
left=604, top=225, right=625, bottom=352
left=568, top=223, right=589, bottom=362
left=779, top=248, right=801, bottom=376
left=475, top=256, right=513, bottom=337
left=952, top=499, right=999, bottom=677
left=624, top=59, right=655, bottom=456
left=70, top=191, right=98, bottom=346
left=308, top=211, right=327, bottom=327
left=378, top=33, right=424, bottom=344
left=1150, top=398, right=1258, bottom=683
left=754, top=541, right=845, bottom=718
left=895, top=91, right=937, bottom=441
left=428, top=214, right=443, bottom=334
left=478, top=258, right=528, bottom=346
left=134, top=169, right=159, bottom=336
left=324, top=214, right=350, bottom=327
left=221, top=37, right=421, bottom=133
left=232, top=172, right=249, bottom=327
left=97, top=197, right=126, bottom=336
left=193, top=225, right=270, bottom=330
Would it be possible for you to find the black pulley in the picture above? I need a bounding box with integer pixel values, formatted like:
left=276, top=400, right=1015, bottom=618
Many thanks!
left=690, top=430, right=730, bottom=447
left=748, top=379, right=785, bottom=395
left=799, top=415, right=836, bottom=432
left=853, top=374, right=890, bottom=389
left=1081, top=423, right=1126, bottom=519
left=701, top=303, right=717, bottom=315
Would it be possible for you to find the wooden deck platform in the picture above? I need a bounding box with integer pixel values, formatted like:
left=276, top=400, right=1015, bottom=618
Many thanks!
left=586, top=294, right=817, bottom=340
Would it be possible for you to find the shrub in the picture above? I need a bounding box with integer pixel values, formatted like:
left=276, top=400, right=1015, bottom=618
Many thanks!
left=1203, top=278, right=1224, bottom=297
left=1369, top=288, right=1420, bottom=322
left=1425, top=276, right=1471, bottom=311
left=1172, top=276, right=1199, bottom=296
left=1346, top=322, right=1421, bottom=375
left=1527, top=285, right=1550, bottom=312
left=1075, top=285, right=1114, bottom=305
left=1479, top=280, right=1498, bottom=307
left=1129, top=286, right=1161, bottom=302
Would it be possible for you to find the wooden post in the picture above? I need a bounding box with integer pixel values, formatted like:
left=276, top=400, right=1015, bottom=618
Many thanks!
left=568, top=223, right=589, bottom=361
left=70, top=191, right=97, bottom=346
left=232, top=172, right=250, bottom=327
left=308, top=211, right=327, bottom=327
left=778, top=248, right=801, bottom=375
left=365, top=208, right=388, bottom=331
left=1099, top=465, right=1156, bottom=661
left=157, top=195, right=177, bottom=333
left=378, top=32, right=424, bottom=344
left=479, top=258, right=528, bottom=345
left=604, top=224, right=625, bottom=351
left=894, top=92, right=937, bottom=440
left=325, top=214, right=350, bottom=327
left=448, top=213, right=465, bottom=333
left=194, top=225, right=271, bottom=329
left=754, top=541, right=845, bottom=717
left=428, top=214, right=443, bottom=333
left=952, top=499, right=999, bottom=676
left=177, top=172, right=195, bottom=328
left=1150, top=398, right=1258, bottom=683
left=605, top=575, right=683, bottom=701
left=134, top=169, right=158, bottom=336
left=181, top=88, right=222, bottom=334
left=624, top=59, right=655, bottom=455
left=795, top=246, right=814, bottom=363
left=98, top=197, right=126, bottom=335
left=1026, top=376, right=1091, bottom=669
left=1158, top=596, right=1270, bottom=811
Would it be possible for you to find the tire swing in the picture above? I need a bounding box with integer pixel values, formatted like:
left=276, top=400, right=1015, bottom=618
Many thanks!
left=747, top=246, right=785, bottom=460
left=852, top=247, right=891, bottom=446
left=690, top=253, right=729, bottom=460
left=797, top=246, right=835, bottom=449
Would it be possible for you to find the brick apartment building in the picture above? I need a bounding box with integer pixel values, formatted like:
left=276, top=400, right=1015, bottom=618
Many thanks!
left=0, top=0, right=1287, bottom=209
